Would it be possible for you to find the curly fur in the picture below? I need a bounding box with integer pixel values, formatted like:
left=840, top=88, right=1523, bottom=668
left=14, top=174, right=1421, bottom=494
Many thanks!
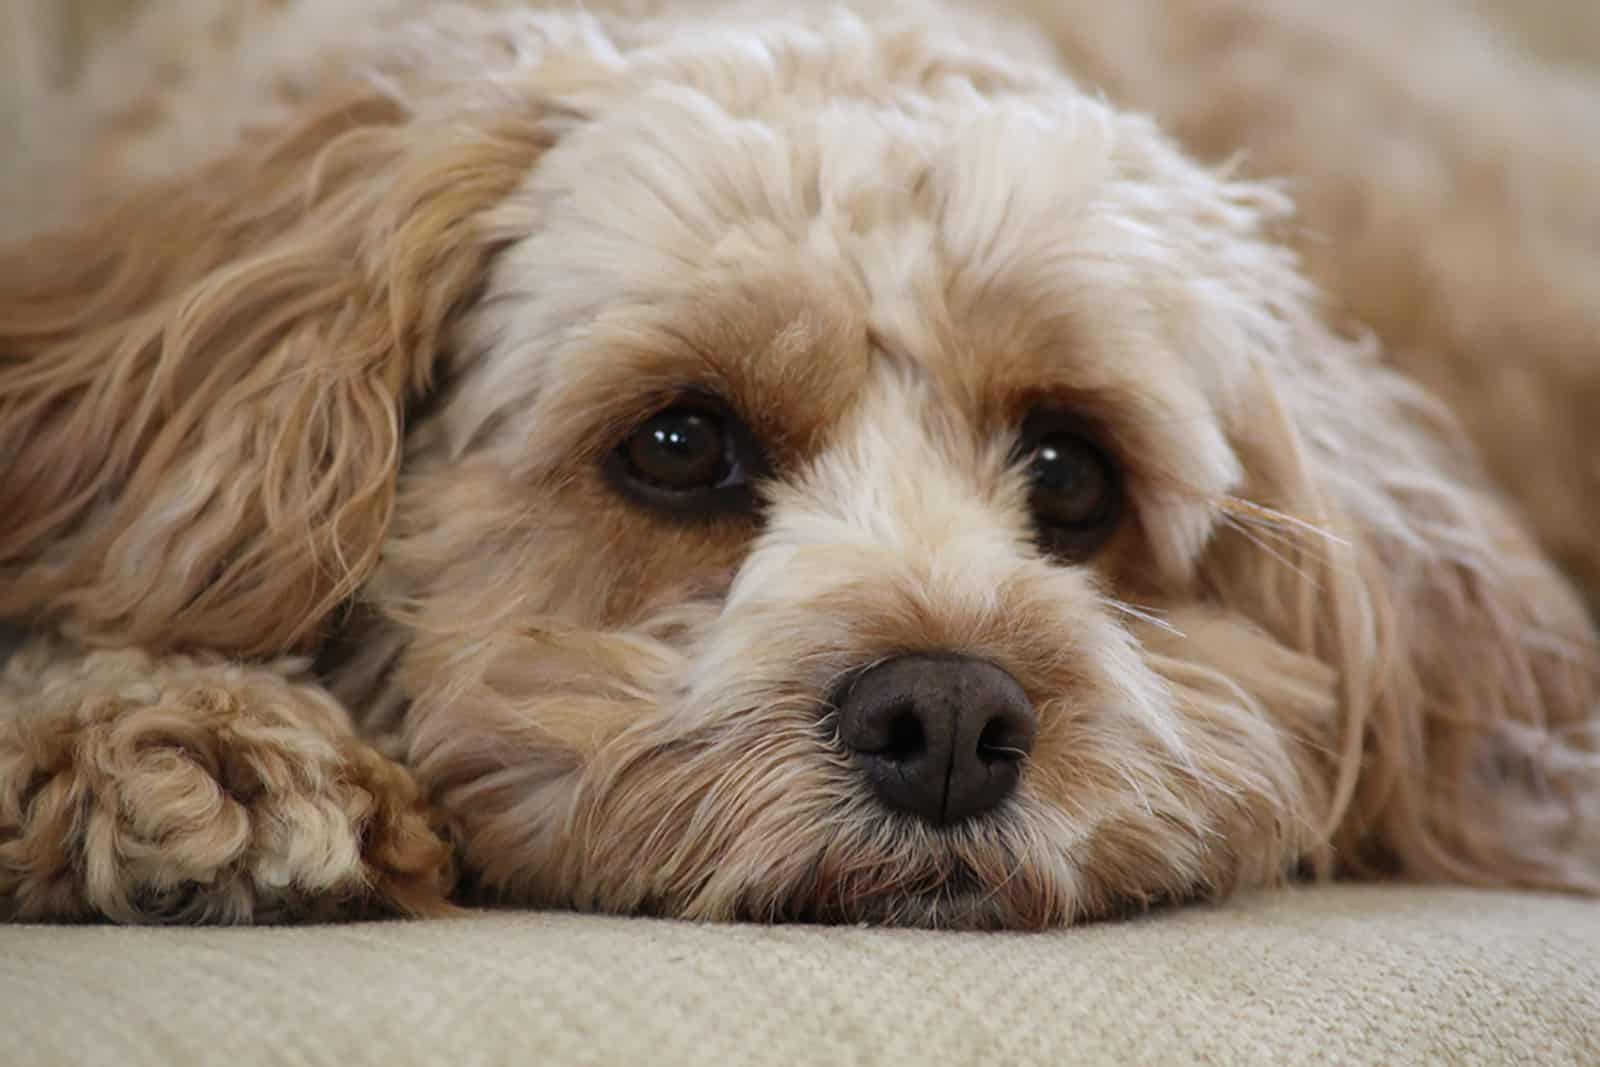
left=0, top=0, right=1596, bottom=927
left=0, top=637, right=456, bottom=922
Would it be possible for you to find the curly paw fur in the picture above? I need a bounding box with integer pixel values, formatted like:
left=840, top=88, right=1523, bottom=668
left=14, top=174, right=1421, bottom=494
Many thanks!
left=0, top=644, right=456, bottom=923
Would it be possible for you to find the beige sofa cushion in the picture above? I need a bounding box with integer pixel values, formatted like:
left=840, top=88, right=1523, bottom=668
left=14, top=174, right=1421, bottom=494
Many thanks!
left=4, top=885, right=1597, bottom=1065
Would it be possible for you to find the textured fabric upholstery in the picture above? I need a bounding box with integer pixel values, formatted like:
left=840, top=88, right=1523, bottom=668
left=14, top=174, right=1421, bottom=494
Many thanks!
left=5, top=887, right=1598, bottom=1066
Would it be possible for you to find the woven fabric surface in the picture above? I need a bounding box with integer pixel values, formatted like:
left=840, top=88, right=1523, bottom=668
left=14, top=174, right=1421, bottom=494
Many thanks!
left=3, top=886, right=1597, bottom=1066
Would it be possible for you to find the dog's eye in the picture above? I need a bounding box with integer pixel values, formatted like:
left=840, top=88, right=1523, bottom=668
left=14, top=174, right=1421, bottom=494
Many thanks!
left=1019, top=418, right=1123, bottom=558
left=608, top=403, right=761, bottom=516
left=625, top=408, right=729, bottom=490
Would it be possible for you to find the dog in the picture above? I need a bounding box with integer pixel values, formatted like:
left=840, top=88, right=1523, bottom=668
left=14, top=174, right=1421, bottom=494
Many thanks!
left=1, top=0, right=1597, bottom=928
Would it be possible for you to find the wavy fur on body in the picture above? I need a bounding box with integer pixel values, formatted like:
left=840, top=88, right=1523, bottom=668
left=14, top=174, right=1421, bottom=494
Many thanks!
left=0, top=0, right=1596, bottom=926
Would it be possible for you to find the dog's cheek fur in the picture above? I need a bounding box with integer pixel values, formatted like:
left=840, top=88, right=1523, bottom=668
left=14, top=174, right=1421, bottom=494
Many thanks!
left=1199, top=300, right=1600, bottom=893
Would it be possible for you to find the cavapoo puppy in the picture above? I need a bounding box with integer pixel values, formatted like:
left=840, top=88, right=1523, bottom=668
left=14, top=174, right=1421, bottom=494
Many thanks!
left=1, top=0, right=1597, bottom=928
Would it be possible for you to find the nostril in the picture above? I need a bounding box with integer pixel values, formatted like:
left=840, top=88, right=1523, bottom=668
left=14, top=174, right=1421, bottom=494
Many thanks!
left=976, top=714, right=1032, bottom=763
left=880, top=705, right=926, bottom=761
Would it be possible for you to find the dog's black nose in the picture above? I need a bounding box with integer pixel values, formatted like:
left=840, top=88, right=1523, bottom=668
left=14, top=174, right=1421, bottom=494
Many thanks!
left=833, top=654, right=1036, bottom=826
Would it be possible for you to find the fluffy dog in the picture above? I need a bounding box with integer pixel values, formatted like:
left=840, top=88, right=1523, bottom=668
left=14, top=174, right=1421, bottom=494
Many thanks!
left=1, top=0, right=1597, bottom=927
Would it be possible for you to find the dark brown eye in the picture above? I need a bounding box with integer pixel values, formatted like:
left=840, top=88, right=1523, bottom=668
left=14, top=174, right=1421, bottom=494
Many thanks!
left=607, top=402, right=762, bottom=516
left=1020, top=420, right=1123, bottom=558
left=625, top=408, right=728, bottom=490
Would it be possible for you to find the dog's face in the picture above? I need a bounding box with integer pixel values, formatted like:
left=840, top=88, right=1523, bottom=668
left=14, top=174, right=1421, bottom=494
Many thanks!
left=3, top=5, right=1593, bottom=928
left=378, top=12, right=1366, bottom=926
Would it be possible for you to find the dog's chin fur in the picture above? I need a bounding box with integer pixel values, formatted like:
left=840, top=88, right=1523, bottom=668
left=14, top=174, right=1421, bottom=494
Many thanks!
left=2, top=0, right=1599, bottom=928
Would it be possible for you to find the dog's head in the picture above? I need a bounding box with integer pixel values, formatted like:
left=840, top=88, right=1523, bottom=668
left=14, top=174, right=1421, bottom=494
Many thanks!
left=3, top=4, right=1595, bottom=927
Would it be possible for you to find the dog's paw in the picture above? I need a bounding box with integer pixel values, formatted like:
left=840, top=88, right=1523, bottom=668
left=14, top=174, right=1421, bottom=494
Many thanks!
left=1, top=663, right=456, bottom=924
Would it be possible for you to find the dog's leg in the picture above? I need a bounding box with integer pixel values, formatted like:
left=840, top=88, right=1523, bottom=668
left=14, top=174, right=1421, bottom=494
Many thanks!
left=0, top=636, right=455, bottom=923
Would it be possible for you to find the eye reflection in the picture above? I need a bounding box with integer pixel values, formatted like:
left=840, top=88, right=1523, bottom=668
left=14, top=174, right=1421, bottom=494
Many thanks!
left=1018, top=417, right=1124, bottom=559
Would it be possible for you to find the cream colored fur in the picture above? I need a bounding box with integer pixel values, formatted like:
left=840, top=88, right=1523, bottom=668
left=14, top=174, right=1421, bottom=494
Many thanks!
left=0, top=0, right=1596, bottom=926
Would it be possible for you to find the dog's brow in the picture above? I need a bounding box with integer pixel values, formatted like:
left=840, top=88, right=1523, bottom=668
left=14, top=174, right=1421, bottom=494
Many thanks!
left=521, top=279, right=873, bottom=483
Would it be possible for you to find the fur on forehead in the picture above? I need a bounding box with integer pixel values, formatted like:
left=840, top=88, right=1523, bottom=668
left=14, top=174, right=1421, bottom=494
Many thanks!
left=439, top=5, right=1314, bottom=581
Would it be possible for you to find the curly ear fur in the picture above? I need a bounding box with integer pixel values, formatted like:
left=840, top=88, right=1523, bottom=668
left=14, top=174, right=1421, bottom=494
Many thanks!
left=0, top=86, right=554, bottom=655
left=1209, top=292, right=1600, bottom=894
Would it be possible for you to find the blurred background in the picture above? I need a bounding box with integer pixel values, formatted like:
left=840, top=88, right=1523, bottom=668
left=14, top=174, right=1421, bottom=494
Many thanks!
left=5, top=0, right=1600, bottom=94
left=4, top=0, right=1597, bottom=162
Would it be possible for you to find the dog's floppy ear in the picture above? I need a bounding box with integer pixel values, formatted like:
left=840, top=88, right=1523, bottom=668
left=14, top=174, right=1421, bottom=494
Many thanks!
left=1208, top=302, right=1600, bottom=893
left=0, top=86, right=559, bottom=655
